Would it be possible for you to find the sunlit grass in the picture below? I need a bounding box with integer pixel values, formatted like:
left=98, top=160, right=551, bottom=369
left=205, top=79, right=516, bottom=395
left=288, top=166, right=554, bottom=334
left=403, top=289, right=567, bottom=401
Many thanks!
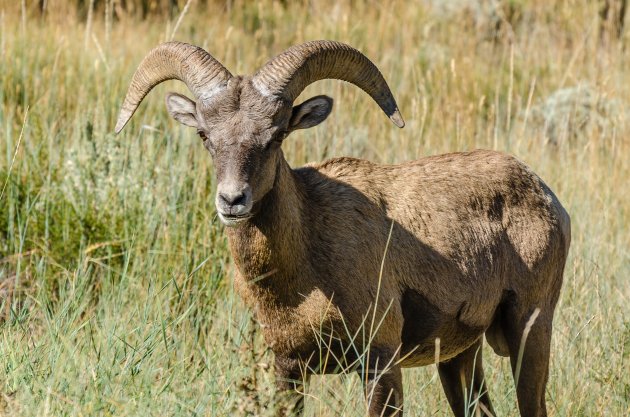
left=1, top=1, right=629, bottom=416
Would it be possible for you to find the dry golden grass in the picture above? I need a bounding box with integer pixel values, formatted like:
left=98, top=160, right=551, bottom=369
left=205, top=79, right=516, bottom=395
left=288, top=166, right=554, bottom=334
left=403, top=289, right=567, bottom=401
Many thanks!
left=1, top=1, right=629, bottom=416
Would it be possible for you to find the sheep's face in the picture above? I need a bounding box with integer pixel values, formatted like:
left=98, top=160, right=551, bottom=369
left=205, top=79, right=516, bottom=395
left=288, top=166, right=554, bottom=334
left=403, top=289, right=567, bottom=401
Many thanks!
left=165, top=78, right=333, bottom=227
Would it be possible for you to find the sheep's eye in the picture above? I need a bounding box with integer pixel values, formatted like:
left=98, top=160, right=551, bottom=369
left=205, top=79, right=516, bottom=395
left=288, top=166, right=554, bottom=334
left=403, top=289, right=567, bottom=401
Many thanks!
left=264, top=139, right=282, bottom=152
left=197, top=130, right=207, bottom=141
left=264, top=131, right=287, bottom=151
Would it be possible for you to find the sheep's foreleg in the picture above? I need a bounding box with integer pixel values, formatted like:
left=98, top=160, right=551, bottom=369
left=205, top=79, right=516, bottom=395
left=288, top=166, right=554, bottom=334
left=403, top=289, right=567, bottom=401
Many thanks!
left=438, top=338, right=495, bottom=417
left=274, top=356, right=308, bottom=417
left=359, top=353, right=404, bottom=417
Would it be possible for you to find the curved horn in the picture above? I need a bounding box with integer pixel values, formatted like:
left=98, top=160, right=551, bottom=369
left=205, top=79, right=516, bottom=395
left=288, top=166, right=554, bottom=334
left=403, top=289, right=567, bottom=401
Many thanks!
left=252, top=40, right=404, bottom=128
left=115, top=41, right=232, bottom=133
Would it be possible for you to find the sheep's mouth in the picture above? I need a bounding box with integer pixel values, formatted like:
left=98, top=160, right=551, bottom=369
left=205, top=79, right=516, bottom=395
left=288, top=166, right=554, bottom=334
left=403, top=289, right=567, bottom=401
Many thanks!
left=218, top=212, right=253, bottom=227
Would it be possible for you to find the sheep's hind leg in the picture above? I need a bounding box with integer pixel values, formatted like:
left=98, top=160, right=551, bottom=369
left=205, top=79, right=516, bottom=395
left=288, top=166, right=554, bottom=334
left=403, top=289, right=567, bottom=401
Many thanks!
left=438, top=339, right=496, bottom=417
left=502, top=305, right=554, bottom=417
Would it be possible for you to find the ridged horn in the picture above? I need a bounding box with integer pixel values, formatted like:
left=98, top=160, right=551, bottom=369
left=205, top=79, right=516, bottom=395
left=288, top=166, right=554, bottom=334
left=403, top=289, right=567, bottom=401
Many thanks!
left=115, top=41, right=233, bottom=133
left=251, top=40, right=404, bottom=128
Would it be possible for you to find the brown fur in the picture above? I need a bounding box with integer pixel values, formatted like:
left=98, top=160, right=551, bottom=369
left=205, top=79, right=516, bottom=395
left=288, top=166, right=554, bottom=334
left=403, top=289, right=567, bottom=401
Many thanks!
left=138, top=74, right=570, bottom=416
left=227, top=147, right=571, bottom=360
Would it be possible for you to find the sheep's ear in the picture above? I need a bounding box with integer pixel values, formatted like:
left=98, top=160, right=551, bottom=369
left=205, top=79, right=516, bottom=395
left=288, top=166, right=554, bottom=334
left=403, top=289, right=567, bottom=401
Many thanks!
left=288, top=95, right=333, bottom=131
left=165, top=92, right=199, bottom=128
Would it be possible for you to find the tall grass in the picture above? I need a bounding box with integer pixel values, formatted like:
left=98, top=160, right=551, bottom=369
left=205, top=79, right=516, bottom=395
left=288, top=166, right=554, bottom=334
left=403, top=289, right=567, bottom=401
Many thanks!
left=1, top=1, right=629, bottom=416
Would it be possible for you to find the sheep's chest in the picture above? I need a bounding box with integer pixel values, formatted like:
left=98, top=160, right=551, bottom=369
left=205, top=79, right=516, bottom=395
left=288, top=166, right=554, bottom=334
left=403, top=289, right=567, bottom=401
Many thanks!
left=234, top=275, right=343, bottom=357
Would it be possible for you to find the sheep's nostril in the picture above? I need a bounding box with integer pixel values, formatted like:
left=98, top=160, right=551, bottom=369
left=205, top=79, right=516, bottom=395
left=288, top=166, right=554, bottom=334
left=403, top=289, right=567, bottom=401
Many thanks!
left=219, top=191, right=246, bottom=207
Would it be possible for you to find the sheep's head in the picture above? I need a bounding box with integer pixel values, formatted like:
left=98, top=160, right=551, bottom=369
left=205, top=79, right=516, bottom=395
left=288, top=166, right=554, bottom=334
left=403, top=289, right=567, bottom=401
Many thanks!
left=115, top=41, right=404, bottom=226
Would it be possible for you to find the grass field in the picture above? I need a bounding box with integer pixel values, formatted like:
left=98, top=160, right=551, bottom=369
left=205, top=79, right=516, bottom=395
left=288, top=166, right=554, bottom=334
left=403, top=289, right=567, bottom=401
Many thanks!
left=1, top=1, right=629, bottom=416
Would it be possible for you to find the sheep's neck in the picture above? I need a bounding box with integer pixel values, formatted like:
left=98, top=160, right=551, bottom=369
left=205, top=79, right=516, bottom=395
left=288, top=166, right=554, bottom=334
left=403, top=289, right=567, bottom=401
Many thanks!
left=226, top=158, right=308, bottom=297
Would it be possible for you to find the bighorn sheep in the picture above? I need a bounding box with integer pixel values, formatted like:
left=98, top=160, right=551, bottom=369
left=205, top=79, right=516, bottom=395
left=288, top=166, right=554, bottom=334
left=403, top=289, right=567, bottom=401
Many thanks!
left=116, top=40, right=571, bottom=417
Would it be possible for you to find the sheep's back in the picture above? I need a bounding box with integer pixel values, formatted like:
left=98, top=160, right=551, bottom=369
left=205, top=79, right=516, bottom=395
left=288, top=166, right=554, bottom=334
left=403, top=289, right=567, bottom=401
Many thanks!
left=303, top=149, right=568, bottom=328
